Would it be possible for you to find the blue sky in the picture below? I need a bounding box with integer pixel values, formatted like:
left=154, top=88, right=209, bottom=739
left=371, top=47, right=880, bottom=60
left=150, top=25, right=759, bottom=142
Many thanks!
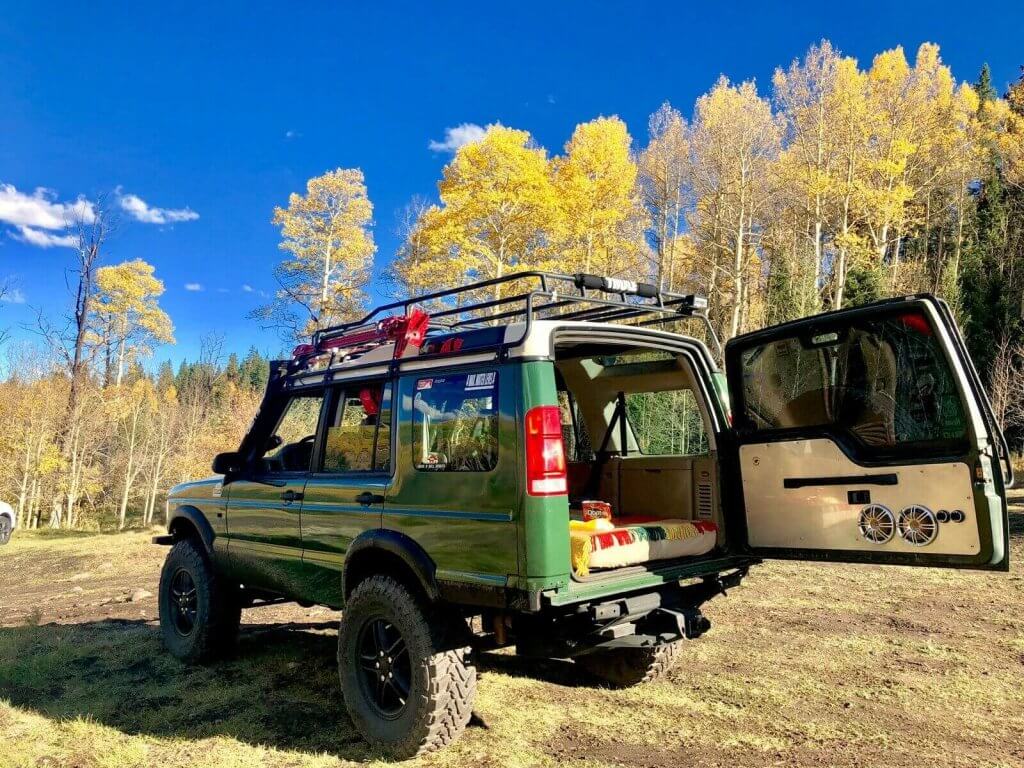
left=1, top=1, right=1022, bottom=366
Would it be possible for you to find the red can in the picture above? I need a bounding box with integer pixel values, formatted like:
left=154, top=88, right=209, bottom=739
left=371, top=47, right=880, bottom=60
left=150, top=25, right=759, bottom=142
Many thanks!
left=581, top=500, right=612, bottom=521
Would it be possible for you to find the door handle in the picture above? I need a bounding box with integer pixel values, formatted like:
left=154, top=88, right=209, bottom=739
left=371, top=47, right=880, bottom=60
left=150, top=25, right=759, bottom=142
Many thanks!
left=355, top=492, right=385, bottom=506
left=783, top=473, right=898, bottom=489
left=280, top=489, right=304, bottom=504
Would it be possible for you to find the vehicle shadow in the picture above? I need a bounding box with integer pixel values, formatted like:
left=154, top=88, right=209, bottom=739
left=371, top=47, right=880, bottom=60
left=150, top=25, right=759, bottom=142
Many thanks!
left=1007, top=507, right=1024, bottom=537
left=0, top=618, right=376, bottom=760
left=477, top=650, right=593, bottom=688
left=0, top=617, right=564, bottom=759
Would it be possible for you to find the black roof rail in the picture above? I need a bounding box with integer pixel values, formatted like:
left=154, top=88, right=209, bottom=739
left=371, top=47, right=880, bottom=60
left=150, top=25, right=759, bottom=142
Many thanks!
left=311, top=271, right=721, bottom=358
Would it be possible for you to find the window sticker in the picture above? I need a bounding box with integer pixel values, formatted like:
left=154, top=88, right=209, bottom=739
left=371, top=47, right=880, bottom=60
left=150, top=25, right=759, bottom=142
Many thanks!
left=465, top=371, right=496, bottom=390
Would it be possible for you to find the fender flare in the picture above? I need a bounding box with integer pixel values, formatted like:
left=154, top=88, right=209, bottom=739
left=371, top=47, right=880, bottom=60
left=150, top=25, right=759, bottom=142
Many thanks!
left=343, top=529, right=439, bottom=602
left=167, top=505, right=216, bottom=557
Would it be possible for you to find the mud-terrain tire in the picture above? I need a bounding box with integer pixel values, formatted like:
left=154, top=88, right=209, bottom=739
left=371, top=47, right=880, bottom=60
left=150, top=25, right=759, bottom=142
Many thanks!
left=338, top=575, right=476, bottom=758
left=158, top=538, right=241, bottom=663
left=0, top=516, right=11, bottom=545
left=577, top=640, right=683, bottom=688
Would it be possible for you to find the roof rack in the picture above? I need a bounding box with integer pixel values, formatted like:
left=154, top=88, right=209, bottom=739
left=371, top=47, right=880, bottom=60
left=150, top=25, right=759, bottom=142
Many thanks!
left=310, top=271, right=720, bottom=359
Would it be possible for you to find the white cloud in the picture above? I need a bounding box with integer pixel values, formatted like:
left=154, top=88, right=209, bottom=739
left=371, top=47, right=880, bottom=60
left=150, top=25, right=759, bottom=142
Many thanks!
left=241, top=284, right=254, bottom=292
left=10, top=225, right=78, bottom=249
left=119, top=193, right=199, bottom=225
left=184, top=282, right=203, bottom=292
left=285, top=130, right=301, bottom=140
left=428, top=123, right=487, bottom=153
left=0, top=184, right=96, bottom=237
left=1, top=287, right=26, bottom=304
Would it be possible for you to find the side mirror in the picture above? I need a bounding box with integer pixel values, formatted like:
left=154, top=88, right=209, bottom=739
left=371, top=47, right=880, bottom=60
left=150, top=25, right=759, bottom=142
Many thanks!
left=265, top=434, right=283, bottom=452
left=212, top=451, right=244, bottom=476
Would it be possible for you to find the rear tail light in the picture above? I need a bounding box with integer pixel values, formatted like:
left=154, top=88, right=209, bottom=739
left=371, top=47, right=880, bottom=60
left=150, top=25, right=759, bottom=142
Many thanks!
left=525, top=406, right=567, bottom=496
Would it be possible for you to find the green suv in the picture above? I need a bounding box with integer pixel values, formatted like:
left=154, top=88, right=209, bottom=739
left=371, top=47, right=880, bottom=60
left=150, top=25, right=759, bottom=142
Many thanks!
left=156, top=272, right=1012, bottom=758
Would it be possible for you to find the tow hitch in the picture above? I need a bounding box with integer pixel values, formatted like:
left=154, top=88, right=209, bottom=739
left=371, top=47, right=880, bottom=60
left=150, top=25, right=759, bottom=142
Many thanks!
left=645, top=606, right=712, bottom=640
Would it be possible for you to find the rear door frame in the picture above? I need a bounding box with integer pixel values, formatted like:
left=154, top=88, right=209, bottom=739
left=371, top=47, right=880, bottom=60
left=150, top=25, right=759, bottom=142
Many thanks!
left=722, top=294, right=1011, bottom=571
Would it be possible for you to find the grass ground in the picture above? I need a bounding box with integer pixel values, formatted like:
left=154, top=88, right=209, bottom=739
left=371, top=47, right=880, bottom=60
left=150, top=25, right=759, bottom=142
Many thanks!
left=2, top=507, right=1023, bottom=768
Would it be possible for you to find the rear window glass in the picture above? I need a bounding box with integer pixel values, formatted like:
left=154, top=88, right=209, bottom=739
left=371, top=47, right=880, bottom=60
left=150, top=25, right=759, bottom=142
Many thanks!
left=625, top=389, right=709, bottom=455
left=413, top=372, right=498, bottom=472
left=739, top=310, right=968, bottom=452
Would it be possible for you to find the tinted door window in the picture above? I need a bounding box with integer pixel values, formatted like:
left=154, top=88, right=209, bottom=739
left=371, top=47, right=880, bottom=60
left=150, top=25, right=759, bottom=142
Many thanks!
left=738, top=309, right=968, bottom=454
left=263, top=394, right=324, bottom=472
left=321, top=382, right=393, bottom=473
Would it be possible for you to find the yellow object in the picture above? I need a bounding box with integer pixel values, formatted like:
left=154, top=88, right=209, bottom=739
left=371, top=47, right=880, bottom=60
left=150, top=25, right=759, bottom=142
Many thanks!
left=570, top=519, right=717, bottom=578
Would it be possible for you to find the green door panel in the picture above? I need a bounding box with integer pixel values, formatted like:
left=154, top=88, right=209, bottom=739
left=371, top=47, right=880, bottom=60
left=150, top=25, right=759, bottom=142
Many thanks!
left=383, top=365, right=520, bottom=583
left=225, top=476, right=307, bottom=595
left=300, top=474, right=386, bottom=606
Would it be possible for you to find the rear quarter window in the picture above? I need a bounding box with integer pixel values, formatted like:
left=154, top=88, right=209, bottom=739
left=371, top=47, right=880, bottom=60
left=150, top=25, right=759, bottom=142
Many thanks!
left=412, top=372, right=498, bottom=472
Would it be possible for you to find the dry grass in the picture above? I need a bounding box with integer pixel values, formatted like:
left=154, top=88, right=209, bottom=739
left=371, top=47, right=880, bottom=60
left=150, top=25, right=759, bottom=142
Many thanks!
left=2, top=507, right=1023, bottom=768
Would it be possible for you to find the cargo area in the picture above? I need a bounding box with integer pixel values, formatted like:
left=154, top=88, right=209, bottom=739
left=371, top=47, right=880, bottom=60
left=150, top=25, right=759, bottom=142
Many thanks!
left=553, top=340, right=725, bottom=579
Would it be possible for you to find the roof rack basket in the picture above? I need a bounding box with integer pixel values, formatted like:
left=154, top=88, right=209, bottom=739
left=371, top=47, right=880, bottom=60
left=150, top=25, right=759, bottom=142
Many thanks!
left=310, top=271, right=720, bottom=360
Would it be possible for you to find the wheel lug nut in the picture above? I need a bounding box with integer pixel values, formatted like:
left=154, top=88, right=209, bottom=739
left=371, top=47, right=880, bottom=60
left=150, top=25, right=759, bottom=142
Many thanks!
left=380, top=675, right=385, bottom=681
left=388, top=672, right=393, bottom=678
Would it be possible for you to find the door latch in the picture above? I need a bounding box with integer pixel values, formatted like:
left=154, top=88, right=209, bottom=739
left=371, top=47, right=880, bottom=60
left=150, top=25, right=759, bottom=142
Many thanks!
left=355, top=492, right=385, bottom=506
left=280, top=489, right=303, bottom=504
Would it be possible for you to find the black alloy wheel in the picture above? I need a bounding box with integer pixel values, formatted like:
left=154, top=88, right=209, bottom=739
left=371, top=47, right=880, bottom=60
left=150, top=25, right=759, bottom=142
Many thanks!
left=356, top=617, right=412, bottom=719
left=169, top=568, right=198, bottom=636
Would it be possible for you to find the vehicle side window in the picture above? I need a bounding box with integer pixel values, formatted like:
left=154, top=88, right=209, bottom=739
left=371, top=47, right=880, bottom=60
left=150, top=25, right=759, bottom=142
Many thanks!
left=412, top=372, right=498, bottom=472
left=739, top=309, right=968, bottom=453
left=625, top=389, right=709, bottom=456
left=321, top=382, right=392, bottom=473
left=263, top=393, right=324, bottom=473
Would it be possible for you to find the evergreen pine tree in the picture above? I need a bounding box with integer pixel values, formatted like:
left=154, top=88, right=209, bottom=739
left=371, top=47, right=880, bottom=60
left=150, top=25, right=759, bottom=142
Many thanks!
left=224, top=352, right=241, bottom=386
left=975, top=63, right=996, bottom=107
left=960, top=66, right=1024, bottom=380
left=156, top=360, right=175, bottom=393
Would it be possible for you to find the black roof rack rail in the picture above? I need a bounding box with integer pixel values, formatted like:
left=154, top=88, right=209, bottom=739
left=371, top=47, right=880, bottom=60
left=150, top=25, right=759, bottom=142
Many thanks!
left=311, top=271, right=720, bottom=359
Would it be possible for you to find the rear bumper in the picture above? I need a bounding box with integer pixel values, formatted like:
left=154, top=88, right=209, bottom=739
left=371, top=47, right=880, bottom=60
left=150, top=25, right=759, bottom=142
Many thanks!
left=541, top=554, right=757, bottom=608
left=515, top=566, right=749, bottom=658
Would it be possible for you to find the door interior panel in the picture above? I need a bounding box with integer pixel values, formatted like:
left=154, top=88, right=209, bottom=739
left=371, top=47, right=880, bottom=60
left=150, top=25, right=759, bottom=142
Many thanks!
left=740, top=438, right=979, bottom=555
left=725, top=296, right=1009, bottom=569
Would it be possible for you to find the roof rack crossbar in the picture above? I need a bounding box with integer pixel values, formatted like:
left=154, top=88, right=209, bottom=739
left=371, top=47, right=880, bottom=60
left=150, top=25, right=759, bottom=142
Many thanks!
left=305, top=270, right=719, bottom=362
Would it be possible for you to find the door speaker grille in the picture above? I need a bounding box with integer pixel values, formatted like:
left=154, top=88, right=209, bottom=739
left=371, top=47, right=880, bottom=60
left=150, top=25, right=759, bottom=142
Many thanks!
left=897, top=505, right=938, bottom=546
left=858, top=504, right=895, bottom=544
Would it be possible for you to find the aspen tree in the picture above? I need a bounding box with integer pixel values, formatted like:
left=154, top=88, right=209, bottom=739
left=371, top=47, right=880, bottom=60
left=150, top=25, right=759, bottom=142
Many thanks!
left=400, top=126, right=559, bottom=304
left=259, top=169, right=375, bottom=338
left=688, top=77, right=781, bottom=339
left=773, top=41, right=840, bottom=312
left=94, top=260, right=174, bottom=386
left=639, top=104, right=690, bottom=290
left=549, top=116, right=648, bottom=277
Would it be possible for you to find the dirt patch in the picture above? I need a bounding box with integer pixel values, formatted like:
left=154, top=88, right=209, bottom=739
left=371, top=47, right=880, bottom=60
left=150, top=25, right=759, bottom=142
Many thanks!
left=2, top=510, right=1023, bottom=767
